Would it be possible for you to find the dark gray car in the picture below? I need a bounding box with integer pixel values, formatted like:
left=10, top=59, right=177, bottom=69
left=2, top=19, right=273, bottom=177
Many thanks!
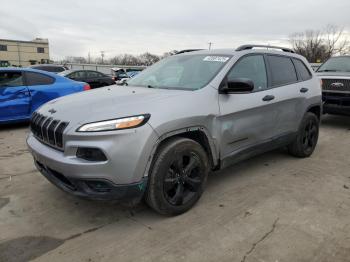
left=27, top=45, right=322, bottom=215
left=317, top=56, right=350, bottom=115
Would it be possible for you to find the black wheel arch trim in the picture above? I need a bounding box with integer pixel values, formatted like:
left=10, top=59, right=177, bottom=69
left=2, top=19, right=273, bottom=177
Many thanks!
left=306, top=103, right=323, bottom=119
left=143, top=126, right=219, bottom=178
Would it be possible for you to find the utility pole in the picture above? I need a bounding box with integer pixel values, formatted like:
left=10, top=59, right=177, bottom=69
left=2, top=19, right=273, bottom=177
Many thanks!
left=208, top=42, right=213, bottom=50
left=17, top=41, right=21, bottom=66
left=88, top=52, right=91, bottom=64
left=100, top=51, right=105, bottom=64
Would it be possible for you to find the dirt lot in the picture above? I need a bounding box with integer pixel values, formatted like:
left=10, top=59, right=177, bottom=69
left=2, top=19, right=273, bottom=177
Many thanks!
left=0, top=115, right=350, bottom=262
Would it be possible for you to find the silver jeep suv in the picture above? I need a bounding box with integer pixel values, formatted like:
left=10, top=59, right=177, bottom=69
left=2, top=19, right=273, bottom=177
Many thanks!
left=27, top=45, right=322, bottom=215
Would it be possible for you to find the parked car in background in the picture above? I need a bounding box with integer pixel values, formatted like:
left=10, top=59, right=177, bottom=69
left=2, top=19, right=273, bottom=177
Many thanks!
left=126, top=71, right=140, bottom=78
left=115, top=70, right=141, bottom=85
left=310, top=63, right=322, bottom=72
left=317, top=56, right=350, bottom=115
left=59, top=70, right=115, bottom=89
left=111, top=68, right=129, bottom=81
left=0, top=68, right=90, bottom=124
left=111, top=68, right=143, bottom=82
left=30, top=64, right=69, bottom=73
left=27, top=45, right=321, bottom=215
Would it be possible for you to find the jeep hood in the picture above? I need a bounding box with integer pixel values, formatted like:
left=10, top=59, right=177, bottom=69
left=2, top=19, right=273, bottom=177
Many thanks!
left=37, top=85, right=186, bottom=125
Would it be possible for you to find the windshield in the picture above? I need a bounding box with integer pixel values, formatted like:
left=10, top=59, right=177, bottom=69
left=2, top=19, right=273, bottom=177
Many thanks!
left=318, top=56, right=350, bottom=72
left=128, top=54, right=232, bottom=90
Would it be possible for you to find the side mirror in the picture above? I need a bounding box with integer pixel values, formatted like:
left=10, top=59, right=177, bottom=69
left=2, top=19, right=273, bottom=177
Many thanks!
left=220, top=78, right=254, bottom=94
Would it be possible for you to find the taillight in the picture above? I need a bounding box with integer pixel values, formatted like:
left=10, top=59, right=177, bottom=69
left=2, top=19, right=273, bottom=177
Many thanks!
left=83, top=84, right=91, bottom=91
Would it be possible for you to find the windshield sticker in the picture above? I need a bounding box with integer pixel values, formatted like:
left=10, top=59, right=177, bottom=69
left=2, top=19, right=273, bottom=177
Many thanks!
left=203, top=56, right=230, bottom=63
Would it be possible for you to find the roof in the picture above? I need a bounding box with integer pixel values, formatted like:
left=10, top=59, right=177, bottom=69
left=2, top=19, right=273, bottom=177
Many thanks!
left=0, top=67, right=62, bottom=77
left=177, top=48, right=304, bottom=59
left=0, top=38, right=49, bottom=44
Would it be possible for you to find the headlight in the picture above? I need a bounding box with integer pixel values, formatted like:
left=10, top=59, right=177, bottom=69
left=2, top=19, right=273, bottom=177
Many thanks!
left=77, top=114, right=150, bottom=132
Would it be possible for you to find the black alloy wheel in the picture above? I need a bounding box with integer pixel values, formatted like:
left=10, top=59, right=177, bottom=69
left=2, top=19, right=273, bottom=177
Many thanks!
left=163, top=152, right=202, bottom=206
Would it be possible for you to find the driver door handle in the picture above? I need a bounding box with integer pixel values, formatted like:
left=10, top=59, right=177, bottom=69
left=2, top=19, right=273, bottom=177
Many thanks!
left=262, top=95, right=275, bottom=102
left=300, top=87, right=309, bottom=93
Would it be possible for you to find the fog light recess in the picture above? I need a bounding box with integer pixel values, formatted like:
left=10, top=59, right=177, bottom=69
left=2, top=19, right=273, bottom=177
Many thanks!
left=76, top=147, right=107, bottom=161
left=86, top=180, right=112, bottom=192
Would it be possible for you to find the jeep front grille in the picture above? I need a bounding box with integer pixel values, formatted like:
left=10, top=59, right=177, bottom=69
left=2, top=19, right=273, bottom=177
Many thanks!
left=30, top=112, right=69, bottom=149
left=322, top=79, right=350, bottom=92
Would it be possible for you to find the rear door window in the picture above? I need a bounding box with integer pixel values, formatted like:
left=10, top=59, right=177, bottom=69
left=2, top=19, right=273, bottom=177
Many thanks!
left=267, top=55, right=298, bottom=86
left=69, top=71, right=86, bottom=79
left=0, top=71, right=24, bottom=87
left=86, top=71, right=103, bottom=78
left=25, top=72, right=55, bottom=86
left=293, top=59, right=312, bottom=81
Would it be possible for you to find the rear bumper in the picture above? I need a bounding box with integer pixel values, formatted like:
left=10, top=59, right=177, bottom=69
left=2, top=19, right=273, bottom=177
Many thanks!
left=34, top=159, right=147, bottom=201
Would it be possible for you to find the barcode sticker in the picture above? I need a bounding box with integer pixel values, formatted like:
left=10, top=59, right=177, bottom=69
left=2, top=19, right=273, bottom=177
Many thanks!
left=203, top=56, right=230, bottom=63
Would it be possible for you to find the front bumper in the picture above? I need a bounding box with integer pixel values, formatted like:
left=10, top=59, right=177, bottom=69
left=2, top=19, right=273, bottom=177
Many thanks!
left=323, top=92, right=350, bottom=115
left=27, top=123, right=159, bottom=201
left=34, top=159, right=147, bottom=201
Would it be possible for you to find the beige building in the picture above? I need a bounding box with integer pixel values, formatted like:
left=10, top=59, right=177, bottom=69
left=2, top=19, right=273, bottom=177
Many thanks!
left=0, top=38, right=50, bottom=67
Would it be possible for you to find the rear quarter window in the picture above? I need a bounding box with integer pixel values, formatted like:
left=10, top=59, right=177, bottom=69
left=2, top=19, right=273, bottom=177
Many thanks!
left=25, top=72, right=55, bottom=86
left=293, top=59, right=312, bottom=81
left=267, top=55, right=298, bottom=86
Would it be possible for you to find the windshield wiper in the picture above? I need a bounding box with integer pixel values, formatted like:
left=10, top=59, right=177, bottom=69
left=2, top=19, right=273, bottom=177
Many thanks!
left=147, top=85, right=156, bottom=88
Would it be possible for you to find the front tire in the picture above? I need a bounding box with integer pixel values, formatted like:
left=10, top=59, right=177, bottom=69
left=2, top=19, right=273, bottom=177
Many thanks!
left=146, top=137, right=209, bottom=216
left=288, top=112, right=319, bottom=158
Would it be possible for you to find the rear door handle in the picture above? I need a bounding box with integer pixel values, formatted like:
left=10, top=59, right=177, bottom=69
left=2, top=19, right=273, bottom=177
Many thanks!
left=17, top=89, right=30, bottom=96
left=262, top=95, right=275, bottom=101
left=300, top=87, right=309, bottom=93
left=19, top=90, right=30, bottom=96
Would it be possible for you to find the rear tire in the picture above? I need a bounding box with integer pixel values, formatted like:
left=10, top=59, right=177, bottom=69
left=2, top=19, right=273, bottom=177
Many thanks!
left=146, top=137, right=209, bottom=216
left=288, top=112, right=319, bottom=158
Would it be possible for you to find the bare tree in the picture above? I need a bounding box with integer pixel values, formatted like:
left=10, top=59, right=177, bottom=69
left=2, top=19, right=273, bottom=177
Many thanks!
left=289, top=25, right=349, bottom=62
left=62, top=56, right=87, bottom=64
left=58, top=50, right=179, bottom=66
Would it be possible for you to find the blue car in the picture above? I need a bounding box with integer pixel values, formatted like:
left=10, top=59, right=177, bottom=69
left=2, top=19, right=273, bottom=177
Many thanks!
left=0, top=68, right=90, bottom=124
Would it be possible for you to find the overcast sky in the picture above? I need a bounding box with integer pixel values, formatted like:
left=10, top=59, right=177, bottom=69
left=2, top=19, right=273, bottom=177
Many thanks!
left=1, top=0, right=349, bottom=60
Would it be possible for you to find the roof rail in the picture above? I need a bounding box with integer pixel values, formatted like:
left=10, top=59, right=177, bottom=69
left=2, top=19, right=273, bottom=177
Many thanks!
left=175, top=49, right=204, bottom=55
left=236, top=45, right=295, bottom=53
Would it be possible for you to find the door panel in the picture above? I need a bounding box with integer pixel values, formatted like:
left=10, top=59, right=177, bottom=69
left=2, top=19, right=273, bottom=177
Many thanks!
left=86, top=71, right=103, bottom=88
left=24, top=71, right=57, bottom=113
left=266, top=55, right=302, bottom=134
left=269, top=83, right=302, bottom=134
left=218, top=54, right=278, bottom=158
left=218, top=91, right=279, bottom=158
left=0, top=71, right=31, bottom=121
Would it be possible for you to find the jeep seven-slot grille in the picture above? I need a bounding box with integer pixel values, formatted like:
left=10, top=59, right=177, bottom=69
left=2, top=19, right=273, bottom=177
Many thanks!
left=30, top=112, right=69, bottom=149
left=322, top=79, right=350, bottom=92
